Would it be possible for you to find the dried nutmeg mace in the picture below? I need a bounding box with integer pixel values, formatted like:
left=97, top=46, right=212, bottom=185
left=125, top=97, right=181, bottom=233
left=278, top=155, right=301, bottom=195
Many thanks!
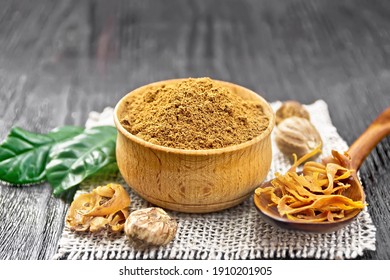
left=66, top=183, right=131, bottom=233
left=275, top=116, right=322, bottom=161
left=275, top=100, right=310, bottom=125
left=124, top=207, right=177, bottom=246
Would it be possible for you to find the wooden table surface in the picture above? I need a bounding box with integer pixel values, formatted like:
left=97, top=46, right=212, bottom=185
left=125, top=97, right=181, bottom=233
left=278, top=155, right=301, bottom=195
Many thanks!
left=0, top=0, right=389, bottom=260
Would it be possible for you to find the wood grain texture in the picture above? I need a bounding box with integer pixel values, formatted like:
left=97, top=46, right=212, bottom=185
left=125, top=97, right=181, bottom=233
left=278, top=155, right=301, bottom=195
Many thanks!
left=0, top=0, right=389, bottom=259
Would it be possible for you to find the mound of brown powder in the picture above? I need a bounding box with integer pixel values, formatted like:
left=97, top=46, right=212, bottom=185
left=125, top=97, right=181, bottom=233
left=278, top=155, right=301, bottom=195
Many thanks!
left=119, top=77, right=269, bottom=150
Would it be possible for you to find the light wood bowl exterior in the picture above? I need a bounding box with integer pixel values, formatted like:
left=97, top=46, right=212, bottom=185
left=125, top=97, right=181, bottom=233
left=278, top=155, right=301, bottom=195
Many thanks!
left=114, top=79, right=275, bottom=213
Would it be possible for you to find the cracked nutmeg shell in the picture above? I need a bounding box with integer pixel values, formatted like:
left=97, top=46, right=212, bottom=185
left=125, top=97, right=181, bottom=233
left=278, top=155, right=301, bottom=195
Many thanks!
left=124, top=207, right=177, bottom=246
left=275, top=116, right=322, bottom=161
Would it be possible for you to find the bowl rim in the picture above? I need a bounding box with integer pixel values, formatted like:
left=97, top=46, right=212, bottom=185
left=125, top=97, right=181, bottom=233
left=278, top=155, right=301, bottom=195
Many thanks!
left=113, top=78, right=275, bottom=155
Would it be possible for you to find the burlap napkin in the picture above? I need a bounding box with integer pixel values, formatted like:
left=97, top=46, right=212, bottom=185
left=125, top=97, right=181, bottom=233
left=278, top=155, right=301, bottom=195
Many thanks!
left=53, top=100, right=376, bottom=260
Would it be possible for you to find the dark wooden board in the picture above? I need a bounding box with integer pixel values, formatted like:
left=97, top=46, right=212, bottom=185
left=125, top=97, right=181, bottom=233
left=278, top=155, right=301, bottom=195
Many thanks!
left=0, top=0, right=389, bottom=259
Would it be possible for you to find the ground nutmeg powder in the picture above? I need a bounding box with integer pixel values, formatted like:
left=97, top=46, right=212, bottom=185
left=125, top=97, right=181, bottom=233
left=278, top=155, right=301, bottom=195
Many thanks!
left=120, top=77, right=269, bottom=150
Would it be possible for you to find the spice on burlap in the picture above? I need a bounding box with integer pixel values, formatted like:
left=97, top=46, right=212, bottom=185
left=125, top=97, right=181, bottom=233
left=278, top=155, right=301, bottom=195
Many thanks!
left=119, top=77, right=269, bottom=150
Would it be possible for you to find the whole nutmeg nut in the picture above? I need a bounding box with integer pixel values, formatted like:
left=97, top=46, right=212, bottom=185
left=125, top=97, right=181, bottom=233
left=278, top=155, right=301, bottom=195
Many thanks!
left=275, top=101, right=310, bottom=125
left=124, top=207, right=177, bottom=247
left=275, top=117, right=322, bottom=161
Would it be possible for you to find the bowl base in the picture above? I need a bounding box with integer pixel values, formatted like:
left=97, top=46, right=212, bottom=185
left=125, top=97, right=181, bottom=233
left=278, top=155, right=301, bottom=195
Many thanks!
left=135, top=191, right=251, bottom=213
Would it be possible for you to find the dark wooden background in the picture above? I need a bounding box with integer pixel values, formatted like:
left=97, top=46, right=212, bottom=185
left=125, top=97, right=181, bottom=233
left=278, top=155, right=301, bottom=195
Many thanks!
left=0, top=0, right=389, bottom=260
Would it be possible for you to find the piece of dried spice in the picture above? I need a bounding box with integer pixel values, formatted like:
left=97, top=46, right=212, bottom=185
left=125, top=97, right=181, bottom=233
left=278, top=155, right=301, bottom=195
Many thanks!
left=66, top=183, right=131, bottom=232
left=119, top=77, right=269, bottom=150
left=255, top=146, right=365, bottom=222
left=275, top=116, right=323, bottom=162
left=124, top=207, right=177, bottom=247
left=275, top=100, right=310, bottom=125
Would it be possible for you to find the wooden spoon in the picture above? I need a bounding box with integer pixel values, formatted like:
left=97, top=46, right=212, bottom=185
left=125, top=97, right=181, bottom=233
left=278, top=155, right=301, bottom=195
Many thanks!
left=254, top=107, right=390, bottom=233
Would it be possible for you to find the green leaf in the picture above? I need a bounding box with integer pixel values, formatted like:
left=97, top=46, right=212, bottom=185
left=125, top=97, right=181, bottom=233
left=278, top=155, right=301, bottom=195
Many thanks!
left=45, top=126, right=117, bottom=198
left=0, top=126, right=84, bottom=184
left=84, top=162, right=119, bottom=181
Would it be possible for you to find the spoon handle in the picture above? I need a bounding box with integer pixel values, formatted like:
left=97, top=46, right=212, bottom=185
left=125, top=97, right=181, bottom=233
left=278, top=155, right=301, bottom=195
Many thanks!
left=347, top=107, right=390, bottom=170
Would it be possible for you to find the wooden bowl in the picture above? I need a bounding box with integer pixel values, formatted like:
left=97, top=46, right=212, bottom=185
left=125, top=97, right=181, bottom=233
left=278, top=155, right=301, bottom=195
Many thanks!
left=114, top=79, right=275, bottom=213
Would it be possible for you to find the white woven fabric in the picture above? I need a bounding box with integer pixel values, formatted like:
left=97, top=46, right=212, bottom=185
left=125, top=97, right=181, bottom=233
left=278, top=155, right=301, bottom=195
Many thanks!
left=53, top=100, right=376, bottom=260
